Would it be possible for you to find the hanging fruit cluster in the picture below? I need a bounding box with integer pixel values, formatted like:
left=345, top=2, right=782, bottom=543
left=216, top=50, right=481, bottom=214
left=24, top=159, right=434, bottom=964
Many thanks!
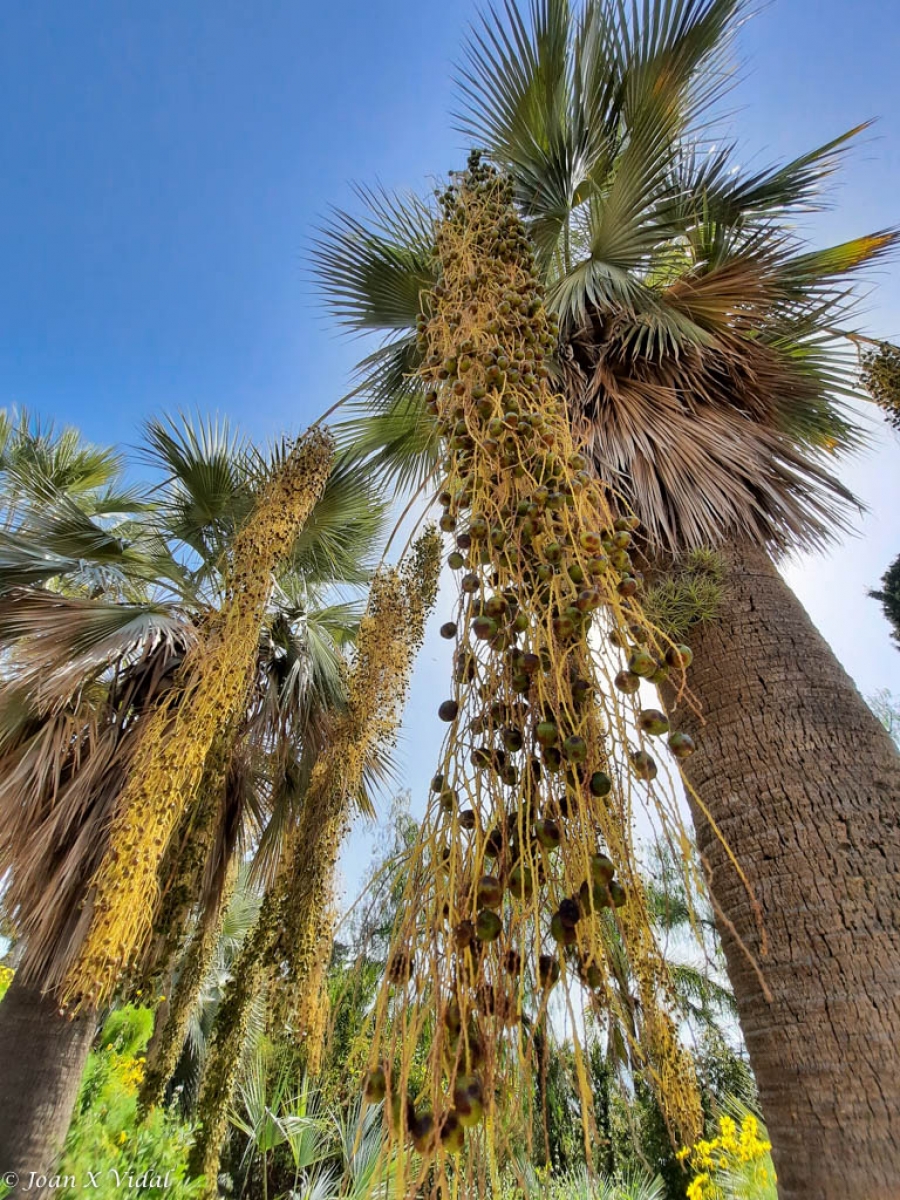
left=365, top=158, right=702, bottom=1196
left=861, top=340, right=900, bottom=431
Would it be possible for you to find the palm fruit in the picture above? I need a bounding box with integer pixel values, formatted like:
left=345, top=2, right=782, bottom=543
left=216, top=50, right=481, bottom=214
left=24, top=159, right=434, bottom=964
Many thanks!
left=668, top=731, right=696, bottom=758
left=363, top=1066, right=386, bottom=1104
left=637, top=709, right=670, bottom=736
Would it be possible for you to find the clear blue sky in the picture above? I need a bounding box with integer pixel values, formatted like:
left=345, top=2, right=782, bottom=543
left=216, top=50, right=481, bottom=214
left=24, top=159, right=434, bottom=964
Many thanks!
left=1, top=1, right=898, bottom=889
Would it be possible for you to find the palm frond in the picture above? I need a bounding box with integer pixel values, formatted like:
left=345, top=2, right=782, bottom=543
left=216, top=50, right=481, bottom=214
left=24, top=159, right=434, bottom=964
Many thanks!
left=333, top=395, right=443, bottom=494
left=312, top=185, right=437, bottom=334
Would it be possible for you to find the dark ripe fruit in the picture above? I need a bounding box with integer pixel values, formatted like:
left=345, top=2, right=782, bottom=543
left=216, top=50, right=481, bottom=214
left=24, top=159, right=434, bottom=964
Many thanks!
left=563, top=735, right=588, bottom=764
left=665, top=643, right=693, bottom=669
left=668, top=731, right=696, bottom=758
left=550, top=912, right=577, bottom=945
left=440, top=1112, right=465, bottom=1153
left=459, top=808, right=477, bottom=830
left=387, top=951, right=413, bottom=983
left=440, top=621, right=458, bottom=639
left=461, top=572, right=481, bottom=594
left=535, top=721, right=558, bottom=747
left=440, top=513, right=457, bottom=533
left=411, top=1112, right=435, bottom=1153
left=579, top=879, right=611, bottom=913
left=507, top=864, right=534, bottom=901
left=590, top=853, right=615, bottom=886
left=579, top=959, right=603, bottom=989
left=629, top=623, right=649, bottom=644
left=628, top=649, right=657, bottom=678
left=448, top=551, right=465, bottom=570
left=637, top=709, right=670, bottom=736
left=456, top=532, right=472, bottom=551
left=538, top=954, right=561, bottom=988
left=617, top=577, right=638, bottom=598
left=485, top=826, right=504, bottom=857
left=453, top=1075, right=485, bottom=1127
left=439, top=788, right=457, bottom=812
left=472, top=615, right=498, bottom=640
left=501, top=726, right=524, bottom=752
left=471, top=747, right=493, bottom=769
left=579, top=530, right=603, bottom=555
left=559, top=897, right=581, bottom=927
left=484, top=593, right=507, bottom=618
left=476, top=875, right=504, bottom=909
left=614, top=670, right=641, bottom=695
left=431, top=773, right=444, bottom=792
left=455, top=920, right=476, bottom=950
left=534, top=817, right=561, bottom=850
left=522, top=652, right=541, bottom=675
left=504, top=949, right=522, bottom=976
left=630, top=750, right=658, bottom=781
left=438, top=700, right=460, bottom=722
left=476, top=908, right=503, bottom=942
left=609, top=880, right=627, bottom=908
left=512, top=669, right=531, bottom=693
left=363, top=1066, right=386, bottom=1104
left=542, top=745, right=562, bottom=771
left=589, top=771, right=612, bottom=797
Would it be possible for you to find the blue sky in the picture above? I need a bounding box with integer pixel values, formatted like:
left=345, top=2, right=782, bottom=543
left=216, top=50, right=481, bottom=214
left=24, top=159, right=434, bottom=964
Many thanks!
left=1, top=1, right=898, bottom=892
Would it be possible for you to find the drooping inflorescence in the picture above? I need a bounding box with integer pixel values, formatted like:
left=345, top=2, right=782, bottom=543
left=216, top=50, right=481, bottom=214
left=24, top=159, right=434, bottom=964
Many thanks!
left=365, top=159, right=703, bottom=1196
left=63, top=428, right=335, bottom=1010
left=861, top=340, right=900, bottom=432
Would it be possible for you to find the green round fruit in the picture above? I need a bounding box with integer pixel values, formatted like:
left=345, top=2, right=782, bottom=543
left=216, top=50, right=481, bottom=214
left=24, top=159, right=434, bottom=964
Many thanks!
left=579, top=530, right=603, bottom=555
left=614, top=670, right=641, bottom=695
left=476, top=909, right=503, bottom=941
left=637, top=709, right=670, bottom=736
left=472, top=615, right=498, bottom=640
left=590, top=853, right=615, bottom=886
left=534, top=817, right=561, bottom=849
left=628, top=649, right=657, bottom=678
left=461, top=572, right=481, bottom=594
left=589, top=771, right=612, bottom=797
left=502, top=726, right=524, bottom=752
left=665, top=643, right=693, bottom=669
left=563, top=735, right=587, bottom=763
left=535, top=721, right=558, bottom=748
left=579, top=879, right=611, bottom=913
left=550, top=912, right=577, bottom=945
left=538, top=954, right=561, bottom=987
left=609, top=880, right=627, bottom=908
left=448, top=552, right=465, bottom=570
left=668, top=731, right=696, bottom=758
left=630, top=750, right=658, bottom=781
left=476, top=875, right=504, bottom=909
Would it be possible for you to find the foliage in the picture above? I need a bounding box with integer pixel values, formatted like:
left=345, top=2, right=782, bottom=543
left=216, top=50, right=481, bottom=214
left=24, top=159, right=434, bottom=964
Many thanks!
left=643, top=552, right=727, bottom=641
left=59, top=1007, right=205, bottom=1199
left=868, top=689, right=900, bottom=748
left=869, top=552, right=900, bottom=649
left=0, top=965, right=12, bottom=1002
left=677, top=1106, right=775, bottom=1200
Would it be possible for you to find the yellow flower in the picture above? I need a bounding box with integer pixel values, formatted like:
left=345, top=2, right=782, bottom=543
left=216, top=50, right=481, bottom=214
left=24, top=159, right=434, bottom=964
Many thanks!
left=118, top=1131, right=128, bottom=1145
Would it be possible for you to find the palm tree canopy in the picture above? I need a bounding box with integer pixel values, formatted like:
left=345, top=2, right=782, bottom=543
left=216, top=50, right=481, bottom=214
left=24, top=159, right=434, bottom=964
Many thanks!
left=313, top=0, right=897, bottom=554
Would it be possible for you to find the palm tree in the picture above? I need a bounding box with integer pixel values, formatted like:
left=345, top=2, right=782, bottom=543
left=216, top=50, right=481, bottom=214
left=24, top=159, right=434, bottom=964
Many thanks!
left=0, top=412, right=387, bottom=1175
left=311, top=2, right=900, bottom=1193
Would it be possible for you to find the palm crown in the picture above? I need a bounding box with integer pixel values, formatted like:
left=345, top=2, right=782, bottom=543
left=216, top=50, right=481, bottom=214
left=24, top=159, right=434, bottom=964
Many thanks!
left=314, top=0, right=896, bottom=554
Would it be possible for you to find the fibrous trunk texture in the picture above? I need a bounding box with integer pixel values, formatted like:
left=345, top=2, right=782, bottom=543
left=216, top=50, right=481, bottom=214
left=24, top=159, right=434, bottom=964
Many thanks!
left=666, top=542, right=900, bottom=1200
left=0, top=972, right=96, bottom=1179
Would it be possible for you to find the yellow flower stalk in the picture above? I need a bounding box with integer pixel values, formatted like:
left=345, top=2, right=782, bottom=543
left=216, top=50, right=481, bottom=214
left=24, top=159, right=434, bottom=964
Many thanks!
left=366, top=159, right=703, bottom=1193
left=63, top=428, right=335, bottom=1009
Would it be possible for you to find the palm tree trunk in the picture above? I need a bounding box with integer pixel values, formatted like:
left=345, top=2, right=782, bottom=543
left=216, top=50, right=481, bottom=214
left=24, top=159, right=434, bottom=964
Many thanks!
left=0, top=972, right=96, bottom=1179
left=664, top=542, right=900, bottom=1200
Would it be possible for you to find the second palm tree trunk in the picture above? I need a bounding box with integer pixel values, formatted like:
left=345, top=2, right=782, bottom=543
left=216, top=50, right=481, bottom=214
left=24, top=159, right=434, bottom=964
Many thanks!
left=665, top=542, right=900, bottom=1200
